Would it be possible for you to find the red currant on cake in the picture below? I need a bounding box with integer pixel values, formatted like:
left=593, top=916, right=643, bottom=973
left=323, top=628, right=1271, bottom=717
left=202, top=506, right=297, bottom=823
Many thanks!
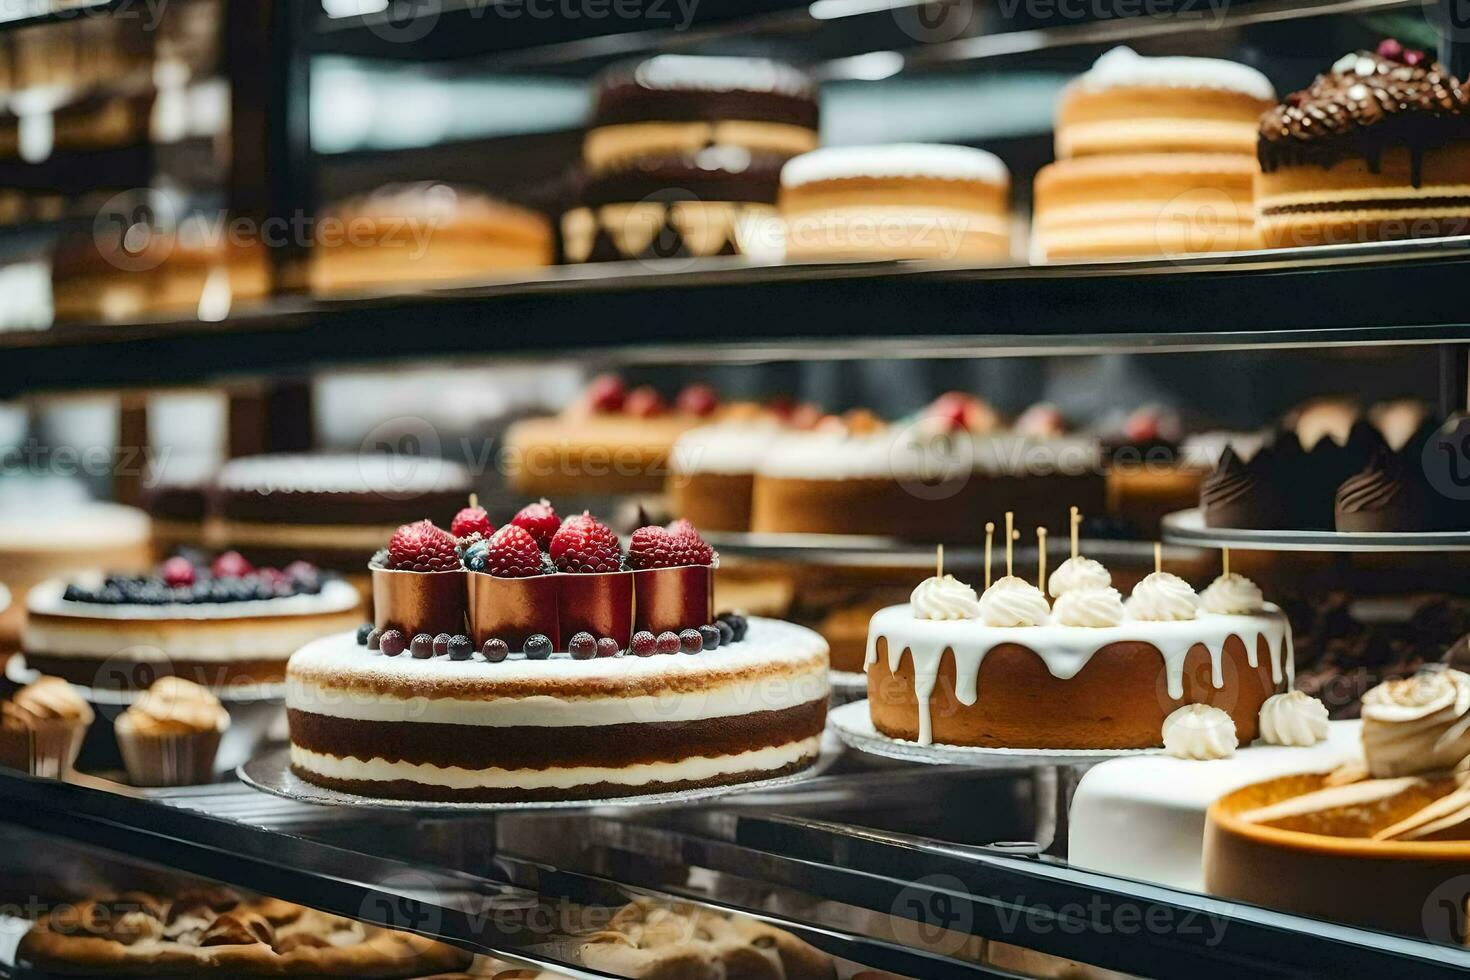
left=211, top=551, right=253, bottom=579
left=655, top=631, right=680, bottom=655
left=676, top=383, right=719, bottom=417
left=162, top=556, right=196, bottom=587
left=411, top=633, right=435, bottom=659
left=378, top=629, right=406, bottom=657
left=596, top=637, right=620, bottom=658
left=623, top=386, right=666, bottom=418
left=631, top=631, right=657, bottom=657
left=478, top=525, right=544, bottom=578
left=550, top=513, right=622, bottom=573
left=511, top=499, right=560, bottom=549
left=586, top=373, right=626, bottom=413
left=386, top=520, right=460, bottom=572
left=450, top=505, right=494, bottom=540
left=568, top=632, right=597, bottom=660
left=433, top=633, right=452, bottom=657
left=679, top=629, right=703, bottom=654
left=482, top=638, right=509, bottom=663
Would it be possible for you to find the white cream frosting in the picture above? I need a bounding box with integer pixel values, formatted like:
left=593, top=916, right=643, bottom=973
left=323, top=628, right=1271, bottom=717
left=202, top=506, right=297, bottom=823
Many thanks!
left=1258, top=691, right=1329, bottom=747
left=781, top=144, right=1010, bottom=189
left=756, top=428, right=1098, bottom=481
left=0, top=502, right=149, bottom=551
left=1047, top=556, right=1110, bottom=597
left=1126, top=572, right=1199, bottom=622
left=289, top=736, right=821, bottom=791
left=216, top=454, right=470, bottom=495
left=911, top=575, right=981, bottom=621
left=976, top=576, right=1050, bottom=628
left=26, top=578, right=361, bottom=622
left=1052, top=587, right=1125, bottom=628
left=1162, top=704, right=1238, bottom=760
left=288, top=622, right=829, bottom=728
left=670, top=423, right=781, bottom=476
left=1200, top=573, right=1264, bottom=615
left=1073, top=46, right=1276, bottom=102
left=866, top=603, right=1293, bottom=746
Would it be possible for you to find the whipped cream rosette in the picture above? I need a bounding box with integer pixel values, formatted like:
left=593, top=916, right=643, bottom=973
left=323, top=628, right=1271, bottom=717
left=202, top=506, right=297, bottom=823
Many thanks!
left=1361, top=669, right=1470, bottom=778
left=976, top=575, right=1051, bottom=628
left=910, top=574, right=981, bottom=621
left=1163, top=703, right=1239, bottom=759
left=1258, top=690, right=1330, bottom=747
left=1046, top=555, right=1110, bottom=597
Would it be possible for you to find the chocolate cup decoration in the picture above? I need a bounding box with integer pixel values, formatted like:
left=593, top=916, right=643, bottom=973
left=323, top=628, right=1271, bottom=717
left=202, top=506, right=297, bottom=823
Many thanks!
left=371, top=564, right=468, bottom=638
left=558, top=571, right=634, bottom=649
left=468, top=572, right=560, bottom=652
left=634, top=565, right=714, bottom=635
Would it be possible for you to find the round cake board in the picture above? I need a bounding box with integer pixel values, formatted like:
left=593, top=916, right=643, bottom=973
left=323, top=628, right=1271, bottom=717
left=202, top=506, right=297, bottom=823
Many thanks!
left=5, top=657, right=285, bottom=706
left=239, top=743, right=841, bottom=813
left=827, top=700, right=1161, bottom=769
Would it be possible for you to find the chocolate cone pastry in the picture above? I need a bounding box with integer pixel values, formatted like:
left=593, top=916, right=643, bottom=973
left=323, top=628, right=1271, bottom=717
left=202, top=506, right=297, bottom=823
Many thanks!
left=1335, top=446, right=1438, bottom=531
left=1202, top=445, right=1291, bottom=528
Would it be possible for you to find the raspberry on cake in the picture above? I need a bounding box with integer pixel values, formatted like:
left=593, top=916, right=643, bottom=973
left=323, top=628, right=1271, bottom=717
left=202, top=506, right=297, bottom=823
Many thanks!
left=629, top=522, right=717, bottom=635
left=449, top=504, right=494, bottom=540
left=550, top=513, right=632, bottom=646
left=371, top=521, right=468, bottom=641
left=511, top=499, right=561, bottom=548
left=24, top=556, right=362, bottom=689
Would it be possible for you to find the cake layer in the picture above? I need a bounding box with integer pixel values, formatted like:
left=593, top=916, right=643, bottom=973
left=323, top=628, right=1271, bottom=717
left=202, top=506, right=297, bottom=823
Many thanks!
left=668, top=471, right=755, bottom=533
left=1058, top=89, right=1273, bottom=158
left=286, top=618, right=829, bottom=800
left=866, top=603, right=1291, bottom=747
left=502, top=414, right=700, bottom=494
left=784, top=206, right=1011, bottom=262
left=289, top=741, right=819, bottom=803
left=212, top=454, right=471, bottom=527
left=24, top=654, right=293, bottom=688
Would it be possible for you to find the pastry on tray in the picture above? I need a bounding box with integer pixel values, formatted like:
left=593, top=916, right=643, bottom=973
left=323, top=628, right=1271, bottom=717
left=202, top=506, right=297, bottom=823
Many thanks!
left=286, top=505, right=830, bottom=802
left=17, top=887, right=472, bottom=977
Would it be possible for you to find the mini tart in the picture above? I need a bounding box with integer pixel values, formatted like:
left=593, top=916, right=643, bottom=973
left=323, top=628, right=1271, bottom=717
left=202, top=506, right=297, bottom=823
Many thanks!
left=1056, top=47, right=1276, bottom=158
left=1257, top=49, right=1470, bottom=248
left=1033, top=153, right=1260, bottom=260
left=17, top=890, right=472, bottom=978
left=22, top=578, right=363, bottom=689
left=1205, top=771, right=1470, bottom=939
left=866, top=604, right=1292, bottom=748
left=285, top=618, right=829, bottom=802
left=585, top=55, right=818, bottom=174
left=309, top=183, right=552, bottom=295
left=780, top=144, right=1012, bottom=262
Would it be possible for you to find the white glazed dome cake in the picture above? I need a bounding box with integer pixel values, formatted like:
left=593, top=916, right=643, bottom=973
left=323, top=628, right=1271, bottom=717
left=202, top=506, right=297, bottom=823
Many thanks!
left=865, top=551, right=1292, bottom=749
left=286, top=504, right=830, bottom=802
left=780, top=143, right=1013, bottom=262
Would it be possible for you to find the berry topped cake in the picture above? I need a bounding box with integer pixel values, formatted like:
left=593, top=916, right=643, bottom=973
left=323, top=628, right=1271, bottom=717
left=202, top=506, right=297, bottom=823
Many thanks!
left=287, top=502, right=830, bottom=802
left=866, top=520, right=1292, bottom=749
left=23, top=552, right=363, bottom=689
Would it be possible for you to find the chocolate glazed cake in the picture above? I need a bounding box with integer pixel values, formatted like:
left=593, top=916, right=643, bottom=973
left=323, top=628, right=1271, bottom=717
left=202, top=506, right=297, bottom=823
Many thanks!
left=1257, top=42, right=1470, bottom=248
left=1334, top=446, right=1439, bottom=531
left=1201, top=446, right=1290, bottom=528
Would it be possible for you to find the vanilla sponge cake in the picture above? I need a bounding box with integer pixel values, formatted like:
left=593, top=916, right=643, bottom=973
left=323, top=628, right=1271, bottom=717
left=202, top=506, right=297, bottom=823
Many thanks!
left=287, top=618, right=829, bottom=802
left=1257, top=44, right=1470, bottom=248
left=1035, top=47, right=1274, bottom=260
left=1056, top=46, right=1277, bottom=158
left=781, top=144, right=1011, bottom=261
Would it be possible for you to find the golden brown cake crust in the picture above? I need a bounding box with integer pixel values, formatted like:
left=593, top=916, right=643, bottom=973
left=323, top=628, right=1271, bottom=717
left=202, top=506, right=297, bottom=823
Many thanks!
left=868, top=634, right=1278, bottom=748
left=18, top=892, right=472, bottom=977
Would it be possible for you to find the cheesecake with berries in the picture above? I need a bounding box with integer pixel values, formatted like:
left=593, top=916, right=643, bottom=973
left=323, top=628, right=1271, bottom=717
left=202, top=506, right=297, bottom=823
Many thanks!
left=23, top=553, right=363, bottom=689
left=501, top=376, right=725, bottom=497
left=286, top=503, right=830, bottom=802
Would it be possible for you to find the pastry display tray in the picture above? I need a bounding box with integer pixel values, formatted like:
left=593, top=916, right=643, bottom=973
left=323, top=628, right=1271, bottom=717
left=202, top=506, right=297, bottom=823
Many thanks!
left=1162, top=508, right=1470, bottom=552
left=707, top=531, right=1202, bottom=569
left=239, top=736, right=844, bottom=813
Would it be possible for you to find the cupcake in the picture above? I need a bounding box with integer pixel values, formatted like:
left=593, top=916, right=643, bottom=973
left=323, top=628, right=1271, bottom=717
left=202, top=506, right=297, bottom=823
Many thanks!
left=115, top=677, right=230, bottom=786
left=0, top=677, right=93, bottom=778
left=1257, top=41, right=1470, bottom=248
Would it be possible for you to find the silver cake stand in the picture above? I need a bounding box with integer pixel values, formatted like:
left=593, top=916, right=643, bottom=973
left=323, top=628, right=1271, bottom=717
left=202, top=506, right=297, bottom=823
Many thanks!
left=828, top=700, right=1158, bottom=853
left=1162, top=507, right=1470, bottom=552
left=239, top=739, right=842, bottom=813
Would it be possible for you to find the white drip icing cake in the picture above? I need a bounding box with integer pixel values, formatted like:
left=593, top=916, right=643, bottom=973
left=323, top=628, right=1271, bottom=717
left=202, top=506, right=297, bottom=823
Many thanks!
left=865, top=527, right=1295, bottom=750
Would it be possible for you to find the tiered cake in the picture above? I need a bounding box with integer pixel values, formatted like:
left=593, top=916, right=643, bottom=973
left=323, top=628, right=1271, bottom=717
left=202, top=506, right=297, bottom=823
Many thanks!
left=286, top=502, right=830, bottom=802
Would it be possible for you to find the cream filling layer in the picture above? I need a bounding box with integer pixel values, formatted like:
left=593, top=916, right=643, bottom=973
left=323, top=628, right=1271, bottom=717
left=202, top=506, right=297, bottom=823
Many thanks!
left=288, top=665, right=829, bottom=727
left=289, top=736, right=820, bottom=790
